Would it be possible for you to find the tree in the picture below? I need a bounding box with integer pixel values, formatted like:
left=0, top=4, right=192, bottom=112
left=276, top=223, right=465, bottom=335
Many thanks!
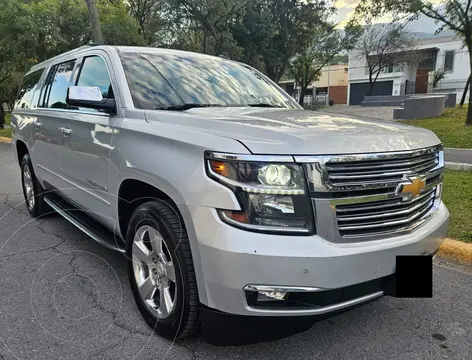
left=356, top=0, right=472, bottom=125
left=263, top=0, right=323, bottom=83
left=355, top=23, right=417, bottom=96
left=85, top=0, right=104, bottom=44
left=460, top=74, right=470, bottom=107
left=289, top=22, right=361, bottom=105
left=20, top=0, right=143, bottom=61
left=231, top=1, right=274, bottom=68
left=430, top=69, right=446, bottom=89
left=0, top=73, right=23, bottom=112
left=98, top=0, right=145, bottom=45
left=0, top=0, right=31, bottom=128
left=168, top=0, right=248, bottom=57
left=127, top=0, right=167, bottom=45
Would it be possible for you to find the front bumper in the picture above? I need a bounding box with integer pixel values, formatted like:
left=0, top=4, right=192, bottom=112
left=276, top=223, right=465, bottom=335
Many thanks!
left=188, top=202, right=449, bottom=316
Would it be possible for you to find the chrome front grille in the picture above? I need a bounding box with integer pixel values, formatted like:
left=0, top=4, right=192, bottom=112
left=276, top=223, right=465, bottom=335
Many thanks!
left=325, top=150, right=438, bottom=187
left=336, top=188, right=436, bottom=237
left=296, top=145, right=444, bottom=242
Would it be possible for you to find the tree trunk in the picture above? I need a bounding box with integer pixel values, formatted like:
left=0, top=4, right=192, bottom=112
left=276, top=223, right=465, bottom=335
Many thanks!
left=367, top=71, right=374, bottom=96
left=0, top=104, right=5, bottom=130
left=466, top=90, right=472, bottom=126
left=460, top=74, right=471, bottom=108
left=466, top=52, right=472, bottom=126
left=298, top=94, right=304, bottom=106
left=85, top=0, right=104, bottom=44
left=36, top=32, right=47, bottom=62
left=298, top=84, right=307, bottom=106
left=466, top=99, right=472, bottom=126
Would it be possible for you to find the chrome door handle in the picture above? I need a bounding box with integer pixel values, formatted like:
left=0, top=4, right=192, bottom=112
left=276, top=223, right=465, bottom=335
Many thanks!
left=33, top=122, right=42, bottom=129
left=59, top=127, right=72, bottom=136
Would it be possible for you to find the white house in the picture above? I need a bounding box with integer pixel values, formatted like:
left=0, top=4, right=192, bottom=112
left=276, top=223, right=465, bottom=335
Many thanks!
left=347, top=35, right=470, bottom=105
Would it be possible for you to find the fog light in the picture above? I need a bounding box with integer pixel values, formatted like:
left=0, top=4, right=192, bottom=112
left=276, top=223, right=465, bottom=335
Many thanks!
left=257, top=291, right=287, bottom=302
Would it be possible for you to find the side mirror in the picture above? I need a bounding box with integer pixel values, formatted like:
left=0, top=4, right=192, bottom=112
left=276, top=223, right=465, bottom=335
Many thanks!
left=66, top=86, right=116, bottom=113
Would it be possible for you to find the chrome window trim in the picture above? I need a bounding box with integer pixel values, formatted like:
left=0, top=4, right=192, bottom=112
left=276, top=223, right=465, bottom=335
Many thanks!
left=35, top=108, right=111, bottom=117
left=205, top=151, right=294, bottom=163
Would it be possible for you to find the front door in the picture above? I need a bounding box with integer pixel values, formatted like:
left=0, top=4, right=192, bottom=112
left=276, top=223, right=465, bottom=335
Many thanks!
left=415, top=69, right=429, bottom=94
left=59, top=53, right=117, bottom=228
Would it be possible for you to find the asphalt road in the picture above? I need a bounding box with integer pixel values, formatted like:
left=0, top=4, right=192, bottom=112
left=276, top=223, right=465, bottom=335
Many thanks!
left=0, top=141, right=471, bottom=360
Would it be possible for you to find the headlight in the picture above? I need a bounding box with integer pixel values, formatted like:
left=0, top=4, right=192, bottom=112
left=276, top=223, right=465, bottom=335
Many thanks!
left=205, top=152, right=314, bottom=234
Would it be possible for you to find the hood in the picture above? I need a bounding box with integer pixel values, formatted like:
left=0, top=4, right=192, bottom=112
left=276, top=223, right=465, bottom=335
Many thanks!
left=144, top=107, right=441, bottom=155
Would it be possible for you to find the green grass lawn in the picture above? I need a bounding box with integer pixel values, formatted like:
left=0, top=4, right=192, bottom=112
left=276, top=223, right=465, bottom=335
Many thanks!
left=443, top=169, right=472, bottom=242
left=0, top=113, right=12, bottom=138
left=400, top=107, right=472, bottom=149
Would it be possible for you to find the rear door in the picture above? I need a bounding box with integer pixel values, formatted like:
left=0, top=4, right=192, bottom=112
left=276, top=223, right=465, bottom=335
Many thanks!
left=33, top=59, right=77, bottom=190
left=12, top=68, right=46, bottom=166
left=58, top=52, right=118, bottom=227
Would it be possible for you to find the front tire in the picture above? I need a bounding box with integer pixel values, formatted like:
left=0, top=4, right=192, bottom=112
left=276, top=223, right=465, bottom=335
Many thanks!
left=20, top=154, right=47, bottom=217
left=126, top=200, right=200, bottom=340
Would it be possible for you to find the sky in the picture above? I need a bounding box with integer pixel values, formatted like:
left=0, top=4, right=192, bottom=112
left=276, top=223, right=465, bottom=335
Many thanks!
left=333, top=0, right=447, bottom=31
left=334, top=0, right=365, bottom=25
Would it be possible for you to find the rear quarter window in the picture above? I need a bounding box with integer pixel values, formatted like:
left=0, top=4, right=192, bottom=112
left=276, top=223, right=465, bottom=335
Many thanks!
left=14, top=68, right=45, bottom=110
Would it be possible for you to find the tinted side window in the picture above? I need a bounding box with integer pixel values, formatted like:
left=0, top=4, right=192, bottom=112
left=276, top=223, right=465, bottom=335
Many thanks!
left=14, top=69, right=45, bottom=109
left=45, top=60, right=76, bottom=109
left=76, top=56, right=113, bottom=98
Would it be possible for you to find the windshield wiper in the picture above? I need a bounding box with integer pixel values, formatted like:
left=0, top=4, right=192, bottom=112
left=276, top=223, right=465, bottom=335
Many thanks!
left=155, top=104, right=221, bottom=111
left=247, top=103, right=284, bottom=108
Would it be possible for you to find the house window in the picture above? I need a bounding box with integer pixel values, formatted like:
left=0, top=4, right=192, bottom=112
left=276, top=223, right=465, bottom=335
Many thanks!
left=394, top=64, right=404, bottom=72
left=382, top=65, right=394, bottom=73
left=444, top=51, right=454, bottom=72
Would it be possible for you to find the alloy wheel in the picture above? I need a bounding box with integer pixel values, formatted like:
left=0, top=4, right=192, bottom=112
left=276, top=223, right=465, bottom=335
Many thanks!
left=23, top=164, right=35, bottom=210
left=132, top=225, right=177, bottom=319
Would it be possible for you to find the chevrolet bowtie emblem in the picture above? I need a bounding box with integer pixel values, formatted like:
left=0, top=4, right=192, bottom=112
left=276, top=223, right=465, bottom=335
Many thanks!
left=396, top=176, right=426, bottom=200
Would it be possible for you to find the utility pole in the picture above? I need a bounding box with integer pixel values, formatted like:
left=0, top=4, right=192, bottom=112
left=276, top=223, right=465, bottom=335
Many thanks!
left=85, top=0, right=104, bottom=44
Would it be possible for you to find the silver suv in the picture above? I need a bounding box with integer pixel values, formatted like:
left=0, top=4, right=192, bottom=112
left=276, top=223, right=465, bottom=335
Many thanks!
left=11, top=45, right=449, bottom=340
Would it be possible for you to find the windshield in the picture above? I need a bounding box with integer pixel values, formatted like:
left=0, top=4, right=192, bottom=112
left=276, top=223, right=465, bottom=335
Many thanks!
left=119, top=52, right=299, bottom=110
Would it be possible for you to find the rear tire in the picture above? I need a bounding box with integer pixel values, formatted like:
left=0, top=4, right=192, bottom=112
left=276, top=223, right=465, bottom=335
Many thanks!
left=126, top=200, right=200, bottom=339
left=20, top=154, right=48, bottom=217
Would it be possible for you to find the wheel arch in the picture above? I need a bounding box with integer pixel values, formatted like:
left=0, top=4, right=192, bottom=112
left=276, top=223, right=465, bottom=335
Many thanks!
left=116, top=177, right=208, bottom=305
left=16, top=139, right=29, bottom=166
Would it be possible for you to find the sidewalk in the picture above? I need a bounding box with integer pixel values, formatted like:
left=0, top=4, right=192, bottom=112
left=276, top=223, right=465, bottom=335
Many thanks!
left=445, top=148, right=472, bottom=171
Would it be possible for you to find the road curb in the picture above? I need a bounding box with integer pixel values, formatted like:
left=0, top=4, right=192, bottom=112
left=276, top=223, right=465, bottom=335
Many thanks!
left=445, top=162, right=472, bottom=171
left=444, top=147, right=472, bottom=151
left=438, top=238, right=472, bottom=264
left=0, top=136, right=11, bottom=143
